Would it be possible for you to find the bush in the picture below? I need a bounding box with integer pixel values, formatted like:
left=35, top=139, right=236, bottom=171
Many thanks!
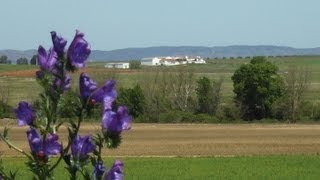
left=0, top=100, right=13, bottom=118
left=156, top=111, right=220, bottom=123
left=58, top=90, right=82, bottom=118
left=216, top=103, right=242, bottom=121
left=117, top=84, right=145, bottom=118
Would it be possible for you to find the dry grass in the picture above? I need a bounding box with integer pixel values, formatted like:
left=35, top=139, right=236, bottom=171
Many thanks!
left=1, top=123, right=320, bottom=157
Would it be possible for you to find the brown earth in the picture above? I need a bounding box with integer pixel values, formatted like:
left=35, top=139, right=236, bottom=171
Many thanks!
left=0, top=69, right=38, bottom=77
left=0, top=68, right=139, bottom=78
left=1, top=123, right=320, bottom=157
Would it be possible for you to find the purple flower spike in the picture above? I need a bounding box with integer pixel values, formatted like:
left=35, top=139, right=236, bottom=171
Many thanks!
left=102, top=106, right=132, bottom=134
left=93, top=80, right=117, bottom=110
left=71, top=135, right=96, bottom=159
left=79, top=73, right=98, bottom=102
left=54, top=73, right=71, bottom=91
left=104, top=160, right=124, bottom=180
left=15, top=101, right=35, bottom=126
left=117, top=106, right=132, bottom=130
left=45, top=134, right=62, bottom=155
left=51, top=31, right=67, bottom=57
left=27, top=128, right=41, bottom=153
left=67, top=30, right=91, bottom=68
left=94, top=161, right=106, bottom=178
left=37, top=46, right=58, bottom=71
left=27, top=128, right=61, bottom=156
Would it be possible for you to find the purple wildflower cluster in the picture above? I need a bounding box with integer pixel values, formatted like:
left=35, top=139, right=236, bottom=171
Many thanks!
left=79, top=73, right=132, bottom=134
left=7, top=30, right=132, bottom=180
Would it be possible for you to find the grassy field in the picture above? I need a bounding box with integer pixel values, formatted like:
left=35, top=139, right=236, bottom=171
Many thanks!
left=1, top=56, right=320, bottom=107
left=1, top=123, right=320, bottom=179
left=2, top=155, right=320, bottom=179
left=2, top=57, right=320, bottom=179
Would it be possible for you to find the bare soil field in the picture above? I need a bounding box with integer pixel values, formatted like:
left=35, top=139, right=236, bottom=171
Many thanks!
left=1, top=123, right=320, bottom=157
left=0, top=68, right=139, bottom=78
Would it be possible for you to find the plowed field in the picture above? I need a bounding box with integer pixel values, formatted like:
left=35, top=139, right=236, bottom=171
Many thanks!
left=1, top=123, right=320, bottom=157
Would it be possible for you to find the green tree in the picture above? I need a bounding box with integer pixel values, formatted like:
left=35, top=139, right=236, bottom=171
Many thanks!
left=16, top=57, right=29, bottom=65
left=283, top=65, right=310, bottom=122
left=117, top=84, right=145, bottom=118
left=196, top=76, right=222, bottom=115
left=232, top=56, right=284, bottom=120
left=0, top=55, right=8, bottom=64
left=30, top=55, right=37, bottom=65
left=129, top=60, right=141, bottom=69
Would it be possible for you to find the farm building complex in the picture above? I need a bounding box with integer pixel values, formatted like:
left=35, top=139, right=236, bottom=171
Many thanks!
left=141, top=56, right=206, bottom=66
left=105, top=62, right=130, bottom=69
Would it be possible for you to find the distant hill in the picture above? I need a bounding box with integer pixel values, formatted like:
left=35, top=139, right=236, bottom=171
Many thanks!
left=1, top=45, right=320, bottom=62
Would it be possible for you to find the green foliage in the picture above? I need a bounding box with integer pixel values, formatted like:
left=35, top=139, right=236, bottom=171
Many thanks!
left=0, top=55, right=9, bottom=64
left=232, top=56, right=284, bottom=120
left=117, top=84, right=145, bottom=118
left=58, top=90, right=82, bottom=118
left=196, top=76, right=222, bottom=115
left=129, top=60, right=141, bottom=69
left=0, top=100, right=13, bottom=118
left=3, top=155, right=320, bottom=179
left=282, top=66, right=310, bottom=123
left=30, top=55, right=37, bottom=65
left=16, top=57, right=29, bottom=65
left=216, top=103, right=242, bottom=121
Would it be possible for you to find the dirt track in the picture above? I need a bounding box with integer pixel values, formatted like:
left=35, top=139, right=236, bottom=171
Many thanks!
left=1, top=123, right=320, bottom=157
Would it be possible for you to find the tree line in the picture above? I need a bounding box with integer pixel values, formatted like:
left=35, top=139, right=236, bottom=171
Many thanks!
left=0, top=56, right=315, bottom=123
left=0, top=55, right=37, bottom=65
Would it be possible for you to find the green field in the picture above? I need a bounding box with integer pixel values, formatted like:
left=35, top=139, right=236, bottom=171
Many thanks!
left=2, top=56, right=320, bottom=107
left=1, top=155, right=320, bottom=179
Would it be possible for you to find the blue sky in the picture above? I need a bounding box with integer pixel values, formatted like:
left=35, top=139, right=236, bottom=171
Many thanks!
left=0, top=0, right=319, bottom=50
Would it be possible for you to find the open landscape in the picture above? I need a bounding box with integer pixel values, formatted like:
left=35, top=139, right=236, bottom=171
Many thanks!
left=1, top=1, right=320, bottom=179
left=1, top=123, right=320, bottom=179
left=1, top=56, right=320, bottom=179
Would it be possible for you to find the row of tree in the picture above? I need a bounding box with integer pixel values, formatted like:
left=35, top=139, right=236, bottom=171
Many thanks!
left=0, top=56, right=313, bottom=123
left=52, top=56, right=312, bottom=123
left=0, top=55, right=37, bottom=65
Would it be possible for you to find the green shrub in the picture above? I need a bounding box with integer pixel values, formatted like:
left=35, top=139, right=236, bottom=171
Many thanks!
left=217, top=103, right=242, bottom=121
left=0, top=100, right=13, bottom=118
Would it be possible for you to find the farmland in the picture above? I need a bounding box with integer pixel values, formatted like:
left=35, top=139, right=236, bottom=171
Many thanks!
left=2, top=56, right=320, bottom=179
left=1, top=56, right=320, bottom=107
left=1, top=123, right=320, bottom=179
left=1, top=123, right=320, bottom=157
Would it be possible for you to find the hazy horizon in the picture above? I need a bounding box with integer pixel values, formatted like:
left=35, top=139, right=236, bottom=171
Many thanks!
left=1, top=0, right=320, bottom=50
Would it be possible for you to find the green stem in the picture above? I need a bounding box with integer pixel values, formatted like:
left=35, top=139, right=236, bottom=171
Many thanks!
left=49, top=107, right=84, bottom=173
left=0, top=135, right=32, bottom=160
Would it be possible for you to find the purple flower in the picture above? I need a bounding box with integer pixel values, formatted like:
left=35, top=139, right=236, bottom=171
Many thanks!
left=27, top=128, right=61, bottom=156
left=104, top=160, right=123, bottom=180
left=92, top=80, right=117, bottom=111
left=102, top=106, right=132, bottom=134
left=35, top=70, right=45, bottom=80
left=54, top=73, right=71, bottom=91
left=71, top=135, right=96, bottom=159
left=37, top=46, right=58, bottom=71
left=51, top=31, right=67, bottom=57
left=79, top=73, right=98, bottom=102
left=15, top=101, right=35, bottom=126
left=67, top=30, right=91, bottom=68
left=93, top=161, right=106, bottom=179
left=79, top=73, right=117, bottom=109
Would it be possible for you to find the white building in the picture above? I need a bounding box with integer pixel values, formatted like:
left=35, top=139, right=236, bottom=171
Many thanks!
left=185, top=56, right=206, bottom=64
left=105, top=62, right=130, bottom=69
left=141, top=57, right=161, bottom=66
left=141, top=56, right=206, bottom=66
